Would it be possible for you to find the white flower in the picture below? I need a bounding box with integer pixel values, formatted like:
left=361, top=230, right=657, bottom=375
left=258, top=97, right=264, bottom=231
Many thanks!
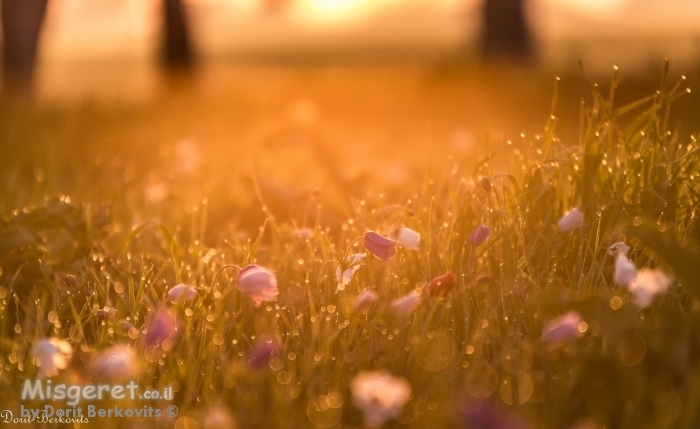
left=168, top=284, right=197, bottom=303
left=607, top=241, right=631, bottom=256
left=32, top=338, right=73, bottom=378
left=293, top=228, right=314, bottom=239
left=335, top=253, right=366, bottom=291
left=391, top=292, right=422, bottom=317
left=389, top=227, right=421, bottom=251
left=628, top=269, right=672, bottom=308
left=557, top=208, right=584, bottom=232
left=350, top=371, right=412, bottom=428
left=236, top=265, right=279, bottom=307
left=92, top=344, right=139, bottom=381
left=614, top=254, right=638, bottom=287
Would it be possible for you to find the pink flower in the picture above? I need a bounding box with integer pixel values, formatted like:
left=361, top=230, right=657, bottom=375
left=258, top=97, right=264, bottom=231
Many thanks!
left=391, top=292, right=422, bottom=317
left=168, top=284, right=197, bottom=303
left=469, top=224, right=492, bottom=246
left=542, top=311, right=584, bottom=343
left=145, top=310, right=177, bottom=346
left=426, top=272, right=458, bottom=297
left=246, top=338, right=281, bottom=370
left=236, top=265, right=279, bottom=307
left=354, top=289, right=378, bottom=312
left=363, top=232, right=398, bottom=262
left=455, top=396, right=530, bottom=429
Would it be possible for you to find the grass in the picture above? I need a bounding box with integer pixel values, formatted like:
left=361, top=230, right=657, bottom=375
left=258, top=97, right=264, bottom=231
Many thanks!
left=1, top=62, right=700, bottom=428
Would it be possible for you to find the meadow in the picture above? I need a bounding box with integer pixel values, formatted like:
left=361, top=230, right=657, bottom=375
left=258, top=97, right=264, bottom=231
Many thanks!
left=1, top=62, right=700, bottom=428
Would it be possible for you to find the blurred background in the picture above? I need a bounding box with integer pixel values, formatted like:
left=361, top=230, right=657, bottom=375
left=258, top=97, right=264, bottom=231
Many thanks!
left=2, top=0, right=699, bottom=100
left=1, top=0, right=700, bottom=235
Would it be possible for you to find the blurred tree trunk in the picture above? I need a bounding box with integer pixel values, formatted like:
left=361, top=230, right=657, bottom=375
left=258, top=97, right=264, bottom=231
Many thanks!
left=1, top=0, right=48, bottom=97
left=481, top=0, right=533, bottom=62
left=162, top=0, right=194, bottom=72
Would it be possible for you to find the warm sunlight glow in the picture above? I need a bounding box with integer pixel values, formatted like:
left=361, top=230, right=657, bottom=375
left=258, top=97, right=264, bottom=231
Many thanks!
left=545, top=0, right=630, bottom=17
left=306, top=0, right=357, bottom=14
left=300, top=0, right=378, bottom=21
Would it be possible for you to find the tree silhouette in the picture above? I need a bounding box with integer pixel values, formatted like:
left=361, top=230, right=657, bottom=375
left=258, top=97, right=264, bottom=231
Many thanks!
left=0, top=0, right=194, bottom=98
left=1, top=0, right=533, bottom=97
left=1, top=0, right=48, bottom=96
left=162, top=0, right=194, bottom=72
left=481, top=0, right=533, bottom=62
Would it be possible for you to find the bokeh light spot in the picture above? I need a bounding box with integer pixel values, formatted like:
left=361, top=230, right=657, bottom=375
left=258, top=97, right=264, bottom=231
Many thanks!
left=499, top=372, right=533, bottom=405
left=616, top=332, right=647, bottom=366
left=466, top=364, right=499, bottom=398
left=307, top=397, right=342, bottom=428
left=415, top=331, right=455, bottom=372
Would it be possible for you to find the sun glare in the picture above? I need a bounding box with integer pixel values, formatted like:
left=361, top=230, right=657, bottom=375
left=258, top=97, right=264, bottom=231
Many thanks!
left=547, top=0, right=629, bottom=17
left=301, top=0, right=378, bottom=21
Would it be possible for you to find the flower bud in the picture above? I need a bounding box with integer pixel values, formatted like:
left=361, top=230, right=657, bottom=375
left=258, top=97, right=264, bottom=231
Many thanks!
left=246, top=338, right=280, bottom=370
left=426, top=272, right=457, bottom=297
left=389, top=227, right=421, bottom=251
left=469, top=224, right=492, bottom=246
left=145, top=309, right=177, bottom=346
left=168, top=284, right=197, bottom=304
left=542, top=311, right=584, bottom=343
left=557, top=208, right=584, bottom=232
left=391, top=292, right=422, bottom=317
left=236, top=265, right=279, bottom=307
left=476, top=273, right=491, bottom=285
left=354, top=289, right=378, bottom=312
left=363, top=232, right=398, bottom=262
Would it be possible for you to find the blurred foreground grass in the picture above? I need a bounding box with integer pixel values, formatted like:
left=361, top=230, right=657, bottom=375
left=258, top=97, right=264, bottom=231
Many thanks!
left=1, top=63, right=700, bottom=428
